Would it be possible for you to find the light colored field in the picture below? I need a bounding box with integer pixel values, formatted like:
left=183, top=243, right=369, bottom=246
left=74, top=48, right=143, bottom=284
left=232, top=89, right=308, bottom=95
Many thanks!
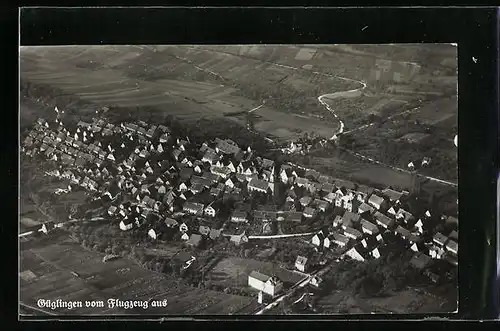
left=407, top=96, right=457, bottom=127
left=209, top=257, right=306, bottom=288
left=20, top=232, right=254, bottom=315
left=20, top=45, right=348, bottom=140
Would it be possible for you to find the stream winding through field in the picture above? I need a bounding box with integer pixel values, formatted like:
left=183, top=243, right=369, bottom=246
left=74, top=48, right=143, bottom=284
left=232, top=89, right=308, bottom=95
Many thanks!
left=148, top=46, right=457, bottom=187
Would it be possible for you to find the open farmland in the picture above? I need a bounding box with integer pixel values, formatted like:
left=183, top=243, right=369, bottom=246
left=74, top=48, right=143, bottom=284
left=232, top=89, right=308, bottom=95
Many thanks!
left=20, top=45, right=361, bottom=141
left=19, top=231, right=256, bottom=315
left=208, top=257, right=307, bottom=290
left=342, top=95, right=457, bottom=182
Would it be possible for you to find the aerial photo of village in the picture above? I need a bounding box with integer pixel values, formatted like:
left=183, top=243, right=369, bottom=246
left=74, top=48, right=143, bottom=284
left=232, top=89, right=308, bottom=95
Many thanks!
left=19, top=44, right=458, bottom=316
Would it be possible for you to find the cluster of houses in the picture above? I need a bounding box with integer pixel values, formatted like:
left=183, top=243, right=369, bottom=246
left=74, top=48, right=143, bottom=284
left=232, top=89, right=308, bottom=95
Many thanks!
left=22, top=114, right=458, bottom=297
left=22, top=116, right=283, bottom=247
left=302, top=183, right=458, bottom=284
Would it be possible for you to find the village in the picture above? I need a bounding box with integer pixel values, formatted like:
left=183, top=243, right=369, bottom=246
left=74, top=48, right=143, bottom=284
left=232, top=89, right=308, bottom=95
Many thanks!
left=21, top=109, right=458, bottom=311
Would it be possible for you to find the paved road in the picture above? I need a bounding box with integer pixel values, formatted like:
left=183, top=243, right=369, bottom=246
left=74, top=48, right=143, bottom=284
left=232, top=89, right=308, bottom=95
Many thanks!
left=248, top=232, right=316, bottom=240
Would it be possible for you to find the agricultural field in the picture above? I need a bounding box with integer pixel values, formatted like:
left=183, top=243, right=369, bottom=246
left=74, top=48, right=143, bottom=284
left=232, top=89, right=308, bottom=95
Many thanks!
left=208, top=257, right=307, bottom=290
left=19, top=231, right=256, bottom=315
left=20, top=153, right=89, bottom=226
left=20, top=45, right=354, bottom=142
left=341, top=95, right=457, bottom=182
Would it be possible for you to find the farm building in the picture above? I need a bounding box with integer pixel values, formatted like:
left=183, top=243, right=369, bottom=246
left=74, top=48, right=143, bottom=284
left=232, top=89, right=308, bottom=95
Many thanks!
left=248, top=271, right=283, bottom=297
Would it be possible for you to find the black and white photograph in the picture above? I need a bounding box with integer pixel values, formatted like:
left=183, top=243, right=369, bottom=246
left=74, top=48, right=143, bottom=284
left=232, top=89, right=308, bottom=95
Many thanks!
left=19, top=43, right=458, bottom=316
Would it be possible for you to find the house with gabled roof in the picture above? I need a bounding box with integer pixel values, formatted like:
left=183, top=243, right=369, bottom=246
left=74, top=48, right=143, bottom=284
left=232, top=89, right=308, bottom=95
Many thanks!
left=314, top=199, right=330, bottom=212
left=311, top=231, right=326, bottom=247
left=186, top=233, right=203, bottom=248
left=248, top=271, right=283, bottom=297
left=199, top=225, right=211, bottom=236
left=374, top=211, right=395, bottom=229
left=279, top=167, right=295, bottom=184
left=343, top=227, right=363, bottom=241
left=445, top=240, right=458, bottom=255
left=343, top=211, right=361, bottom=225
left=295, top=177, right=310, bottom=189
left=332, top=215, right=344, bottom=228
left=303, top=207, right=317, bottom=219
left=356, top=185, right=374, bottom=202
left=325, top=232, right=349, bottom=248
left=215, top=138, right=241, bottom=155
left=443, top=215, right=458, bottom=226
left=164, top=217, right=179, bottom=228
left=229, top=231, right=248, bottom=246
left=396, top=209, right=415, bottom=224
left=210, top=165, right=232, bottom=179
left=204, top=201, right=217, bottom=217
left=448, top=230, right=458, bottom=241
left=183, top=202, right=204, bottom=216
left=119, top=217, right=134, bottom=231
left=248, top=178, right=269, bottom=194
left=231, top=211, right=248, bottom=223
left=299, top=196, right=313, bottom=207
left=394, top=225, right=412, bottom=240
left=387, top=205, right=401, bottom=217
left=295, top=256, right=309, bottom=272
left=381, top=188, right=405, bottom=203
left=357, top=202, right=375, bottom=215
left=433, top=232, right=448, bottom=247
left=333, top=177, right=356, bottom=190
left=344, top=246, right=366, bottom=262
left=409, top=252, right=432, bottom=270
left=285, top=211, right=303, bottom=223
left=324, top=192, right=336, bottom=204
left=360, top=219, right=379, bottom=236
left=368, top=193, right=387, bottom=210
left=209, top=228, right=222, bottom=240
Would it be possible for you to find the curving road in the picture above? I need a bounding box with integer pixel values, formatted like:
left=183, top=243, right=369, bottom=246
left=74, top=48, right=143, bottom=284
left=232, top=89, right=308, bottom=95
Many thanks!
left=157, top=46, right=457, bottom=188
